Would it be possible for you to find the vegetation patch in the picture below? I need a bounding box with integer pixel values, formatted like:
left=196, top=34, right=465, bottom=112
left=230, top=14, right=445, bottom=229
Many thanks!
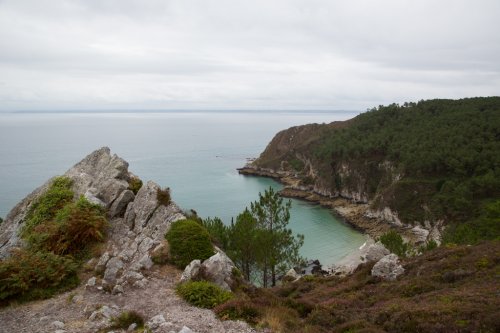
left=0, top=175, right=108, bottom=306
left=214, top=299, right=261, bottom=324
left=0, top=249, right=79, bottom=304
left=379, top=230, right=408, bottom=257
left=165, top=219, right=214, bottom=268
left=176, top=280, right=232, bottom=309
left=22, top=176, right=74, bottom=237
left=128, top=176, right=143, bottom=194
left=109, top=311, right=145, bottom=330
left=156, top=187, right=171, bottom=206
left=213, top=241, right=499, bottom=332
left=28, top=196, right=107, bottom=257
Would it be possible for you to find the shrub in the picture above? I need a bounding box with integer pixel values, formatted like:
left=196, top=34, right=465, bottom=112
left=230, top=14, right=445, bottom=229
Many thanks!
left=419, top=239, right=438, bottom=253
left=110, top=311, right=144, bottom=329
left=176, top=281, right=232, bottom=308
left=379, top=230, right=408, bottom=257
left=0, top=217, right=3, bottom=224
left=165, top=219, right=214, bottom=268
left=27, top=196, right=107, bottom=257
left=22, top=176, right=74, bottom=237
left=0, top=249, right=79, bottom=303
left=214, top=299, right=261, bottom=324
left=128, top=177, right=143, bottom=195
left=157, top=187, right=171, bottom=206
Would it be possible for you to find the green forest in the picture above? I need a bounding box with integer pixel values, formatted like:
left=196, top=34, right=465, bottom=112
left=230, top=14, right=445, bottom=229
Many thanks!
left=260, top=97, right=500, bottom=243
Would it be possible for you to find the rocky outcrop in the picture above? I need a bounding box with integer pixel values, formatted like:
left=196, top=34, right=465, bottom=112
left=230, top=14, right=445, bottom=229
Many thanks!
left=0, top=147, right=186, bottom=290
left=371, top=254, right=405, bottom=281
left=0, top=147, right=133, bottom=258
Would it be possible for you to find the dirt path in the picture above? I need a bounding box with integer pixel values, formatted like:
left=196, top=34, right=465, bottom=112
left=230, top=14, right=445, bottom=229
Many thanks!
left=0, top=265, right=258, bottom=333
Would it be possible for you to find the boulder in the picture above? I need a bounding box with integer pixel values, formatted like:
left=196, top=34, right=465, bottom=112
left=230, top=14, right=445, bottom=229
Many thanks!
left=180, top=260, right=202, bottom=283
left=146, top=314, right=167, bottom=330
left=200, top=251, right=236, bottom=291
left=179, top=326, right=194, bottom=333
left=103, top=257, right=124, bottom=286
left=364, top=242, right=390, bottom=262
left=284, top=268, right=300, bottom=281
left=410, top=225, right=430, bottom=244
left=371, top=254, right=405, bottom=281
left=180, top=251, right=237, bottom=291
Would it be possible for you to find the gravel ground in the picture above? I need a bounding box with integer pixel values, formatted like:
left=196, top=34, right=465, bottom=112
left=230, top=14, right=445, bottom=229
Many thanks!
left=0, top=265, right=261, bottom=333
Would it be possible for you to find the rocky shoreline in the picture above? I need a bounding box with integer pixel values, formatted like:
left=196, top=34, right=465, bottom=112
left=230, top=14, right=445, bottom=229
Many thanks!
left=237, top=166, right=392, bottom=240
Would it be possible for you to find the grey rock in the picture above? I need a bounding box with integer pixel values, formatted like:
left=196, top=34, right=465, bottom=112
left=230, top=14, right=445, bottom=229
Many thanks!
left=86, top=277, right=96, bottom=288
left=371, top=254, right=405, bottom=281
left=180, top=260, right=201, bottom=283
left=103, top=257, right=124, bottom=286
left=410, top=225, right=430, bottom=244
left=284, top=268, right=300, bottom=280
left=54, top=330, right=66, bottom=333
left=89, top=305, right=117, bottom=321
left=65, top=147, right=129, bottom=205
left=109, top=190, right=135, bottom=218
left=51, top=321, right=65, bottom=329
left=364, top=242, right=390, bottom=262
left=179, top=326, right=194, bottom=333
left=138, top=254, right=154, bottom=270
left=133, top=278, right=148, bottom=289
left=72, top=295, right=84, bottom=303
left=127, top=323, right=137, bottom=331
left=84, top=189, right=106, bottom=207
left=147, top=314, right=166, bottom=329
left=112, top=284, right=124, bottom=295
left=200, top=251, right=236, bottom=291
left=95, top=252, right=111, bottom=274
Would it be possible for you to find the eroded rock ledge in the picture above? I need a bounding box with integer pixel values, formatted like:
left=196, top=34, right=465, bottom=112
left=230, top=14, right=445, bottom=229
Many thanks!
left=238, top=165, right=432, bottom=243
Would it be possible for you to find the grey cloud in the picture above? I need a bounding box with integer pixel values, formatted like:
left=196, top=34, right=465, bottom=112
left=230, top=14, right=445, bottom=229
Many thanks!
left=0, top=0, right=499, bottom=111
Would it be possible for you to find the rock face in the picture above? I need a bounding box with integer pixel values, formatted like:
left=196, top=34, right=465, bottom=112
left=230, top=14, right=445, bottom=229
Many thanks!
left=371, top=254, right=405, bottom=281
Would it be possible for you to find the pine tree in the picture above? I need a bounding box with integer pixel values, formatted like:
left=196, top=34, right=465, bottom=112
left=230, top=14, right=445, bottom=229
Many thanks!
left=250, top=187, right=304, bottom=287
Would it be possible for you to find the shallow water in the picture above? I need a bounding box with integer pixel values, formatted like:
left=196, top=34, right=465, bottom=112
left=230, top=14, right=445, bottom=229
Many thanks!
left=0, top=111, right=366, bottom=267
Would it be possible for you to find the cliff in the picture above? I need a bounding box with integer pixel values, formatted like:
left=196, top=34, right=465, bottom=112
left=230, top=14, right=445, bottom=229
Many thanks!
left=239, top=97, right=500, bottom=244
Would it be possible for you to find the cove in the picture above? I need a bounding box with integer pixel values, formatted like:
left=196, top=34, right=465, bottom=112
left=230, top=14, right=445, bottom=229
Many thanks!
left=0, top=111, right=365, bottom=268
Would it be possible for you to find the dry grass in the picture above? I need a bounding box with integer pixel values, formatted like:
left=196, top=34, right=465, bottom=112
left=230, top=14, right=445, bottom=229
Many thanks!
left=216, top=240, right=500, bottom=333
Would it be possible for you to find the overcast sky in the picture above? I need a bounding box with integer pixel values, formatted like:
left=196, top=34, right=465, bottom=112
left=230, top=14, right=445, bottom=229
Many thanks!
left=0, top=0, right=499, bottom=111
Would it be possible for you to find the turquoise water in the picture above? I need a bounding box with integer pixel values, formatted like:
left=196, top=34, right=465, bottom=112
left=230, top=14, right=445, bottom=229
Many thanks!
left=0, top=111, right=366, bottom=267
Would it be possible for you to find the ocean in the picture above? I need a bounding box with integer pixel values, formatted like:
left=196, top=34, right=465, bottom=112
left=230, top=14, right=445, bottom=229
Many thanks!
left=0, top=111, right=366, bottom=268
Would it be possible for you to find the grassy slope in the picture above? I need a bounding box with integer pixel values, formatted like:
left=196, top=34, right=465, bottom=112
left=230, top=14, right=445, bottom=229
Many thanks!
left=225, top=240, right=499, bottom=333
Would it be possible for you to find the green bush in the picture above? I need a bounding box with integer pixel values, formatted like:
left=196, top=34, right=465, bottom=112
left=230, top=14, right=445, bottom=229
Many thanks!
left=379, top=230, right=408, bottom=257
left=22, top=176, right=74, bottom=237
left=214, top=299, right=261, bottom=324
left=27, top=196, right=107, bottom=257
left=0, top=249, right=79, bottom=303
left=128, top=177, right=143, bottom=195
left=157, top=187, right=171, bottom=206
left=176, top=281, right=232, bottom=308
left=110, top=311, right=144, bottom=330
left=165, top=219, right=214, bottom=268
